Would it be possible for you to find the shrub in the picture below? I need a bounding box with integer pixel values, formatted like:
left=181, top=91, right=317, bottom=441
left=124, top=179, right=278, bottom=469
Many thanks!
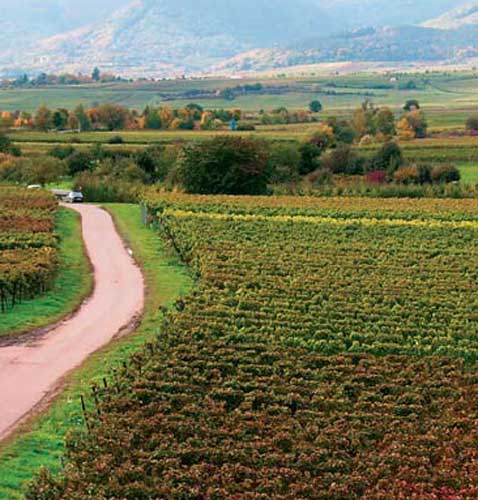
left=66, top=151, right=94, bottom=176
left=326, top=117, right=355, bottom=144
left=309, top=100, right=322, bottom=113
left=108, top=135, right=124, bottom=144
left=365, top=170, right=387, bottom=184
left=236, top=122, right=256, bottom=131
left=50, top=145, right=75, bottom=160
left=298, top=142, right=321, bottom=175
left=404, top=110, right=428, bottom=139
left=267, top=143, right=301, bottom=184
left=369, top=141, right=404, bottom=175
left=320, top=144, right=365, bottom=175
left=307, top=168, right=332, bottom=186
left=394, top=164, right=432, bottom=185
left=431, top=164, right=461, bottom=184
left=466, top=115, right=478, bottom=132
left=74, top=172, right=143, bottom=202
left=0, top=133, right=21, bottom=156
left=307, top=124, right=336, bottom=152
left=0, top=157, right=66, bottom=185
left=135, top=146, right=162, bottom=180
left=416, top=163, right=433, bottom=184
left=175, top=136, right=269, bottom=195
left=393, top=165, right=421, bottom=185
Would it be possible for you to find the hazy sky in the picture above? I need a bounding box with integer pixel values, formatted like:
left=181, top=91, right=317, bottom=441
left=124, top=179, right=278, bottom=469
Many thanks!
left=0, top=0, right=467, bottom=35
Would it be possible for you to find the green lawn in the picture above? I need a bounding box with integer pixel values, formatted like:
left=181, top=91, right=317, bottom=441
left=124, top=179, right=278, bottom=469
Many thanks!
left=0, top=204, right=192, bottom=500
left=0, top=208, right=92, bottom=337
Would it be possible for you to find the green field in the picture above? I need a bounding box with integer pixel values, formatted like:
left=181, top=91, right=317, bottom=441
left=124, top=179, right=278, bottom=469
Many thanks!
left=2, top=72, right=478, bottom=130
left=0, top=208, right=92, bottom=337
left=0, top=204, right=192, bottom=500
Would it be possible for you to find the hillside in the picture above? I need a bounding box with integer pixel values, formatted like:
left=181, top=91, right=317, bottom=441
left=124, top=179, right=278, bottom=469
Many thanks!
left=215, top=25, right=478, bottom=74
left=424, top=0, right=478, bottom=29
left=5, top=0, right=336, bottom=77
left=0, top=0, right=473, bottom=78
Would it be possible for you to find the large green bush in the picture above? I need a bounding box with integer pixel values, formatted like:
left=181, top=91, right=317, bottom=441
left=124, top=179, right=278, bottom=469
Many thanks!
left=175, top=136, right=269, bottom=195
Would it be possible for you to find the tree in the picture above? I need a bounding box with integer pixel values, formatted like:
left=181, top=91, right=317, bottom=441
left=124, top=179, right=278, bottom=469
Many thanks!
left=176, top=136, right=269, bottom=195
left=466, top=115, right=478, bottom=132
left=351, top=101, right=377, bottom=139
left=403, top=99, right=420, bottom=111
left=374, top=107, right=395, bottom=137
left=185, top=103, right=204, bottom=120
left=369, top=141, right=404, bottom=175
left=396, top=117, right=416, bottom=140
left=307, top=124, right=335, bottom=152
left=34, top=105, right=53, bottom=131
left=326, top=117, right=355, bottom=144
left=298, top=124, right=336, bottom=176
left=66, top=151, right=93, bottom=176
left=404, top=110, right=428, bottom=139
left=159, top=106, right=174, bottom=128
left=92, top=67, right=101, bottom=82
left=431, top=164, right=460, bottom=183
left=309, top=100, right=322, bottom=113
left=267, top=143, right=301, bottom=184
left=135, top=146, right=164, bottom=181
left=320, top=144, right=364, bottom=175
left=74, top=104, right=92, bottom=132
left=23, top=157, right=67, bottom=185
left=97, top=104, right=129, bottom=130
left=143, top=106, right=162, bottom=129
left=52, top=108, right=69, bottom=130
left=0, top=134, right=13, bottom=154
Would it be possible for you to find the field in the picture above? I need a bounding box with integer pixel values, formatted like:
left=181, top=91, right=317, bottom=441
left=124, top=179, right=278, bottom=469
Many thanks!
left=6, top=71, right=478, bottom=188
left=24, top=194, right=478, bottom=498
left=2, top=72, right=478, bottom=128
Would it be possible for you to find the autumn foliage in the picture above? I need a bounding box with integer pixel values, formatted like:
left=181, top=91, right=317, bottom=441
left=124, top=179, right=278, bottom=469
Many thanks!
left=0, top=187, right=58, bottom=312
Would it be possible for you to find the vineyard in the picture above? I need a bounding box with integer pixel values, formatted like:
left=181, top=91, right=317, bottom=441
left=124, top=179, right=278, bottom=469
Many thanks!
left=28, top=194, right=478, bottom=498
left=0, top=187, right=58, bottom=313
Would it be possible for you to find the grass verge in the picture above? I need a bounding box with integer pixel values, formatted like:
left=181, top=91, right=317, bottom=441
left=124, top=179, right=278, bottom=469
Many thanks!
left=0, top=207, right=92, bottom=338
left=0, top=204, right=192, bottom=499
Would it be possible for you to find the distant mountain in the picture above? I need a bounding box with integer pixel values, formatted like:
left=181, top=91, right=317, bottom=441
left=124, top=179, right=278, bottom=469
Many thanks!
left=3, top=0, right=337, bottom=77
left=215, top=25, right=478, bottom=73
left=0, top=0, right=474, bottom=78
left=423, top=1, right=478, bottom=29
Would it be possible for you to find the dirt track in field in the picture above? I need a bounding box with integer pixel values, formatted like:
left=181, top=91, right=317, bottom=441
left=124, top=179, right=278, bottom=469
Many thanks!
left=0, top=204, right=144, bottom=441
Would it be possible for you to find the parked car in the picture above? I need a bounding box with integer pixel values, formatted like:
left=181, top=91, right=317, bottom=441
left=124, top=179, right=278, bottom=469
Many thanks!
left=27, top=184, right=42, bottom=190
left=65, top=191, right=84, bottom=203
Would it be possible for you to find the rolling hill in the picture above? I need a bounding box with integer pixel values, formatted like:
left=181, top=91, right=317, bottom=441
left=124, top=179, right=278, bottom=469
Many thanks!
left=0, top=0, right=474, bottom=77
left=4, top=0, right=337, bottom=77
left=215, top=25, right=478, bottom=74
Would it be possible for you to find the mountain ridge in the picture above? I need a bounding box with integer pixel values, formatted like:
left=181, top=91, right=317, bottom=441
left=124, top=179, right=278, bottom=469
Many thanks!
left=0, top=0, right=475, bottom=78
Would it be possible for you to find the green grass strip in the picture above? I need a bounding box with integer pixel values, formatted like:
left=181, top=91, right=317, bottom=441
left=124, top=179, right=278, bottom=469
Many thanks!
left=0, top=208, right=92, bottom=338
left=0, top=204, right=192, bottom=499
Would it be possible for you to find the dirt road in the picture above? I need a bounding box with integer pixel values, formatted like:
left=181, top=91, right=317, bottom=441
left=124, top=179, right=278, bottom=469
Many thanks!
left=0, top=204, right=144, bottom=441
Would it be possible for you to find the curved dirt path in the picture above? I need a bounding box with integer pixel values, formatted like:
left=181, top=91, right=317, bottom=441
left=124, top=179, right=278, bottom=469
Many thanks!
left=0, top=204, right=144, bottom=441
